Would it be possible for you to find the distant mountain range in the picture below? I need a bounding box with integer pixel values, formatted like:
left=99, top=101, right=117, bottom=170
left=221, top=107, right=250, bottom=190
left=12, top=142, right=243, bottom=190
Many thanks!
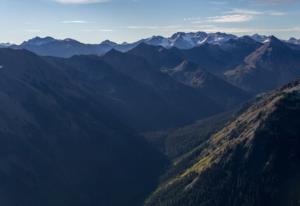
left=1, top=32, right=299, bottom=58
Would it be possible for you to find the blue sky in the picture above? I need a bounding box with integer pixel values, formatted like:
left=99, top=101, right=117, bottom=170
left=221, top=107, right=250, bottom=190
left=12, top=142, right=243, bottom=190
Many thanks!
left=0, top=0, right=299, bottom=44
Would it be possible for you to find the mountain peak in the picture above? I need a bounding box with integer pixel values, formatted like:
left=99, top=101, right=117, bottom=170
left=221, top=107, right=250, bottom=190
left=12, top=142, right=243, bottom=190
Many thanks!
left=23, top=36, right=56, bottom=46
left=170, top=32, right=186, bottom=39
left=289, top=37, right=297, bottom=41
left=250, top=34, right=270, bottom=43
left=265, top=35, right=289, bottom=50
left=104, top=48, right=124, bottom=57
left=100, top=40, right=117, bottom=46
left=63, top=38, right=82, bottom=44
left=148, top=35, right=165, bottom=40
left=32, top=36, right=55, bottom=41
left=269, top=35, right=281, bottom=43
left=288, top=37, right=300, bottom=45
left=134, top=42, right=163, bottom=50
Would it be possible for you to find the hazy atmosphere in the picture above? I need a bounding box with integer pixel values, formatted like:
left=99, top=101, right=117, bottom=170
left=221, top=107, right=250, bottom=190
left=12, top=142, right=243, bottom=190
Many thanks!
left=1, top=0, right=300, bottom=43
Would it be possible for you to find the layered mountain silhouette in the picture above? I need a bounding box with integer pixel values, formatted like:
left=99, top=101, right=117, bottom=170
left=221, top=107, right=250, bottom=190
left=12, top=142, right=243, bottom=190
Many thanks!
left=47, top=52, right=223, bottom=131
left=128, top=39, right=260, bottom=76
left=162, top=60, right=251, bottom=109
left=146, top=79, right=300, bottom=206
left=226, top=36, right=300, bottom=93
left=0, top=48, right=167, bottom=206
left=0, top=31, right=300, bottom=206
left=2, top=32, right=299, bottom=58
left=101, top=49, right=224, bottom=128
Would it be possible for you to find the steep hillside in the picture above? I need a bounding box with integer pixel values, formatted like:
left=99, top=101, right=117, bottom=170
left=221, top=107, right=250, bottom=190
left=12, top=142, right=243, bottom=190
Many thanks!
left=163, top=60, right=252, bottom=109
left=0, top=48, right=166, bottom=206
left=143, top=110, right=237, bottom=160
left=226, top=36, right=300, bottom=93
left=46, top=54, right=190, bottom=131
left=146, top=80, right=300, bottom=206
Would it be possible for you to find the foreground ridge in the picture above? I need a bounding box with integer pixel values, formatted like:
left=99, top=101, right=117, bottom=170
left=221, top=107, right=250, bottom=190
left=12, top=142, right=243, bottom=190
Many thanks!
left=146, top=79, right=300, bottom=206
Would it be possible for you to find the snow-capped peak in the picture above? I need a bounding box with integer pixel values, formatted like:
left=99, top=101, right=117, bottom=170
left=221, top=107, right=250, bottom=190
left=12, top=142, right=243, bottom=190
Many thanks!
left=108, top=32, right=238, bottom=51
left=144, top=36, right=170, bottom=48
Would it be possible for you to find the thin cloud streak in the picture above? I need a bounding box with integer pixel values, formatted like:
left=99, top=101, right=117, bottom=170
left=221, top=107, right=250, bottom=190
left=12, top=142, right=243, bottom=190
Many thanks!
left=61, top=20, right=89, bottom=24
left=54, top=0, right=109, bottom=4
left=207, top=14, right=253, bottom=23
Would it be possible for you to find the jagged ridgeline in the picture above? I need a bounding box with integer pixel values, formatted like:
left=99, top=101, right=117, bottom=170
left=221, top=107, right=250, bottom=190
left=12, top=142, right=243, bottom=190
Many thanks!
left=145, top=80, right=300, bottom=206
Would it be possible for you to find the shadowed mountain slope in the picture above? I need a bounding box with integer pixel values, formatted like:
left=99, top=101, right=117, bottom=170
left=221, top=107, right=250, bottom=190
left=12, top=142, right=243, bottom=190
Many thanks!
left=128, top=43, right=184, bottom=69
left=46, top=54, right=186, bottom=131
left=162, top=60, right=252, bottom=109
left=143, top=110, right=238, bottom=160
left=146, top=79, right=300, bottom=206
left=101, top=49, right=223, bottom=129
left=129, top=40, right=259, bottom=76
left=0, top=48, right=166, bottom=206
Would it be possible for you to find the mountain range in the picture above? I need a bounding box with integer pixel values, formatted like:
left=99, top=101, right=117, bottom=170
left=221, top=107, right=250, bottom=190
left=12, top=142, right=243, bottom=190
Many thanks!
left=1, top=32, right=299, bottom=58
left=0, top=31, right=300, bottom=206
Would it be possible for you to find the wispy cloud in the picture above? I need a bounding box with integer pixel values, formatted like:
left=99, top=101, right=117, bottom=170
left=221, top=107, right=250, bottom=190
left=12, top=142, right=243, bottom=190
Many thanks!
left=227, top=8, right=286, bottom=16
left=54, top=0, right=109, bottom=4
left=187, top=25, right=300, bottom=35
left=268, top=11, right=286, bottom=16
left=186, top=8, right=287, bottom=24
left=207, top=14, right=253, bottom=23
left=227, top=9, right=263, bottom=15
left=61, top=20, right=89, bottom=24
